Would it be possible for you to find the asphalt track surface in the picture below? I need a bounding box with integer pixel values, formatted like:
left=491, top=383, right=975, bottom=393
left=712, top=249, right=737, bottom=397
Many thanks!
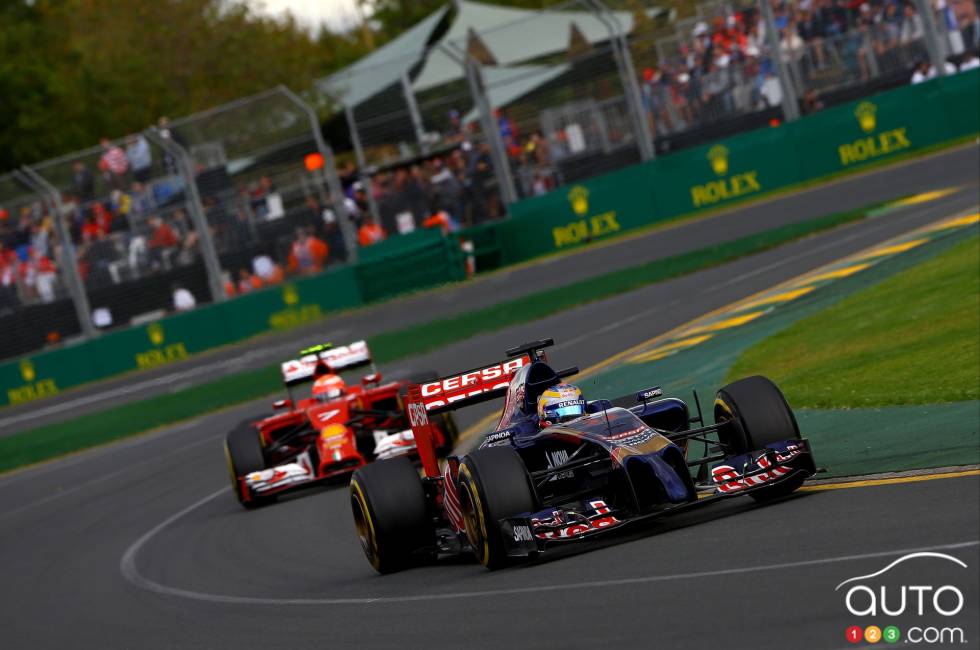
left=2, top=143, right=978, bottom=435
left=1, top=161, right=978, bottom=648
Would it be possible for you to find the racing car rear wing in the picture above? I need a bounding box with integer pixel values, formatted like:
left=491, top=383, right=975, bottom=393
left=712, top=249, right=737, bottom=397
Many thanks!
left=406, top=354, right=532, bottom=477
left=280, top=340, right=374, bottom=387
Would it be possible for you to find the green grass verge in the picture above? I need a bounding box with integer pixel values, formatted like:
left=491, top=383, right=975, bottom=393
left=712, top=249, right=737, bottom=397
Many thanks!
left=727, top=234, right=980, bottom=408
left=0, top=198, right=898, bottom=473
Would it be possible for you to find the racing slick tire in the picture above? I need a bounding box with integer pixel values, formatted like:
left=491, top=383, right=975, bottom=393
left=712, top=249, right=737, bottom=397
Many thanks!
left=225, top=422, right=274, bottom=509
left=714, top=375, right=805, bottom=503
left=350, top=457, right=434, bottom=574
left=458, top=447, right=536, bottom=571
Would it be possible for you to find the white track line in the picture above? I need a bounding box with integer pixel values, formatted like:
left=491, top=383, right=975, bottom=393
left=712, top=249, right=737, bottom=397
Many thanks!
left=119, top=485, right=979, bottom=606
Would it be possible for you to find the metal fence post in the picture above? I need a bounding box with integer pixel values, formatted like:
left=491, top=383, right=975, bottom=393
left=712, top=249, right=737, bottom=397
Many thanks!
left=402, top=72, right=429, bottom=154
left=438, top=41, right=519, bottom=206
left=322, top=142, right=359, bottom=262
left=277, top=85, right=360, bottom=263
left=465, top=57, right=519, bottom=205
left=344, top=104, right=382, bottom=225
left=589, top=0, right=656, bottom=161
left=144, top=129, right=228, bottom=302
left=16, top=167, right=98, bottom=338
left=759, top=0, right=801, bottom=122
left=913, top=0, right=948, bottom=76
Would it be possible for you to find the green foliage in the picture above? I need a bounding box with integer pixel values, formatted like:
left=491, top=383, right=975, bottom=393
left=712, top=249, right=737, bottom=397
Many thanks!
left=728, top=235, right=980, bottom=408
left=0, top=0, right=370, bottom=172
left=366, top=0, right=569, bottom=41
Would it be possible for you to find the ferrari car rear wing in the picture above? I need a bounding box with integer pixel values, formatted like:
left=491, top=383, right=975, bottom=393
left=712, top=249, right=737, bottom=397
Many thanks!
left=280, top=340, right=374, bottom=387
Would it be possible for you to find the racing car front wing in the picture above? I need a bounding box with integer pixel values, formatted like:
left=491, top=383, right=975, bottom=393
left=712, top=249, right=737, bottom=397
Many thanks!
left=500, top=438, right=815, bottom=558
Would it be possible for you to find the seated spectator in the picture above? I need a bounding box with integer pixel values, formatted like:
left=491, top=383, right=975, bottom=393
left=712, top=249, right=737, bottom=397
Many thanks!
left=0, top=248, right=19, bottom=314
left=223, top=272, right=237, bottom=298
left=172, top=284, right=196, bottom=311
left=430, top=159, right=463, bottom=224
left=170, top=209, right=200, bottom=265
left=72, top=162, right=95, bottom=205
left=18, top=248, right=57, bottom=303
left=802, top=88, right=825, bottom=114
left=237, top=268, right=263, bottom=294
left=81, top=214, right=102, bottom=243
left=82, top=231, right=119, bottom=287
left=422, top=210, right=453, bottom=235
left=287, top=227, right=328, bottom=275
left=128, top=182, right=154, bottom=221
left=98, top=137, right=129, bottom=189
left=147, top=216, right=179, bottom=269
left=960, top=51, right=979, bottom=71
left=253, top=254, right=285, bottom=285
left=126, top=134, right=153, bottom=183
left=358, top=214, right=386, bottom=247
left=911, top=58, right=956, bottom=83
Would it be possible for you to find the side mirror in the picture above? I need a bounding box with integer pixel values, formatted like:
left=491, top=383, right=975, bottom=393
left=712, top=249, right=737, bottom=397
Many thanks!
left=273, top=399, right=293, bottom=410
left=362, top=373, right=382, bottom=385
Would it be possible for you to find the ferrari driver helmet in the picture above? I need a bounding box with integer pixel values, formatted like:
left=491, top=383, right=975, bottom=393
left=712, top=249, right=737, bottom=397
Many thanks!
left=537, top=383, right=586, bottom=426
left=312, top=374, right=346, bottom=401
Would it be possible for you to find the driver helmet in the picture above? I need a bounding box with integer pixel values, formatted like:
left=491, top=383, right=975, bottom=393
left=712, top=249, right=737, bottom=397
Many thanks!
left=537, top=383, right=586, bottom=426
left=312, top=374, right=346, bottom=401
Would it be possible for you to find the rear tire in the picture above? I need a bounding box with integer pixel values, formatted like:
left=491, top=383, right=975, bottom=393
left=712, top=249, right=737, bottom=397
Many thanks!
left=458, top=447, right=536, bottom=570
left=714, top=375, right=805, bottom=503
left=225, top=423, right=273, bottom=509
left=350, top=457, right=433, bottom=574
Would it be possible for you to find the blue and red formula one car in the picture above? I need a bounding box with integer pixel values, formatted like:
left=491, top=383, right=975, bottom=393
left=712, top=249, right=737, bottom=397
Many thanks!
left=350, top=338, right=816, bottom=572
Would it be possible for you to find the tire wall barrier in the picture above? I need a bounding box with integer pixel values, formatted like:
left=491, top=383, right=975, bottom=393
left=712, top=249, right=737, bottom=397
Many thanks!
left=1, top=72, right=975, bottom=409
left=0, top=233, right=465, bottom=407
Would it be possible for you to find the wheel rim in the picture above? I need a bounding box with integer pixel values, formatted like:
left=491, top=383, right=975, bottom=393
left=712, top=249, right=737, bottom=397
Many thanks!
left=350, top=483, right=380, bottom=569
left=459, top=469, right=490, bottom=566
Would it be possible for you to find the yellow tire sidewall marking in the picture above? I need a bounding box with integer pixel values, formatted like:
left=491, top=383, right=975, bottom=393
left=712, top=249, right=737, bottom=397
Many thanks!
left=350, top=479, right=381, bottom=571
left=459, top=464, right=491, bottom=566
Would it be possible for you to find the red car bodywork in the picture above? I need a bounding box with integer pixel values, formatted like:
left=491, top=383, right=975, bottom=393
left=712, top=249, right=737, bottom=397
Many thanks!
left=229, top=341, right=455, bottom=506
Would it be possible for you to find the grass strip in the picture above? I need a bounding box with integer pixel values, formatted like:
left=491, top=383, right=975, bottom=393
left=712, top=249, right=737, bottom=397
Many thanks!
left=728, top=234, right=980, bottom=407
left=0, top=198, right=895, bottom=473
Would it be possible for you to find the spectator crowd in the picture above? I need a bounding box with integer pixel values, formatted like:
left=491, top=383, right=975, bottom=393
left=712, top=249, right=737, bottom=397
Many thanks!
left=638, top=0, right=980, bottom=137
left=3, top=0, right=978, bottom=326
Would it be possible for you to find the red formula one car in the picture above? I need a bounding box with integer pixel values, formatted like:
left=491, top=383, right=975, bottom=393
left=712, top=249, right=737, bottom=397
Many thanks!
left=224, top=340, right=458, bottom=508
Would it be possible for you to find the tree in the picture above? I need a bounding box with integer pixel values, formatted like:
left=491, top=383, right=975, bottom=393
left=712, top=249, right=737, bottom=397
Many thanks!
left=0, top=0, right=371, bottom=172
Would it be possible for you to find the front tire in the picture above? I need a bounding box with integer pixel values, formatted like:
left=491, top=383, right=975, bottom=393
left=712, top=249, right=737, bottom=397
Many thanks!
left=350, top=457, right=433, bottom=574
left=225, top=422, right=273, bottom=509
left=714, top=375, right=805, bottom=503
left=458, top=447, right=536, bottom=570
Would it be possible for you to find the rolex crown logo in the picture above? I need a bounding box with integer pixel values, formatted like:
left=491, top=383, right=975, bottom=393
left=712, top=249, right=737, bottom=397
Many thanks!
left=855, top=101, right=877, bottom=134
left=708, top=145, right=729, bottom=176
left=567, top=186, right=590, bottom=217
left=20, top=359, right=35, bottom=383
left=147, top=322, right=164, bottom=346
left=283, top=284, right=299, bottom=306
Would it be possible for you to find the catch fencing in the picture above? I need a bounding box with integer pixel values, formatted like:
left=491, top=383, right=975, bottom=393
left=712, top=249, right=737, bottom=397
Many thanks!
left=337, top=0, right=974, bottom=227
